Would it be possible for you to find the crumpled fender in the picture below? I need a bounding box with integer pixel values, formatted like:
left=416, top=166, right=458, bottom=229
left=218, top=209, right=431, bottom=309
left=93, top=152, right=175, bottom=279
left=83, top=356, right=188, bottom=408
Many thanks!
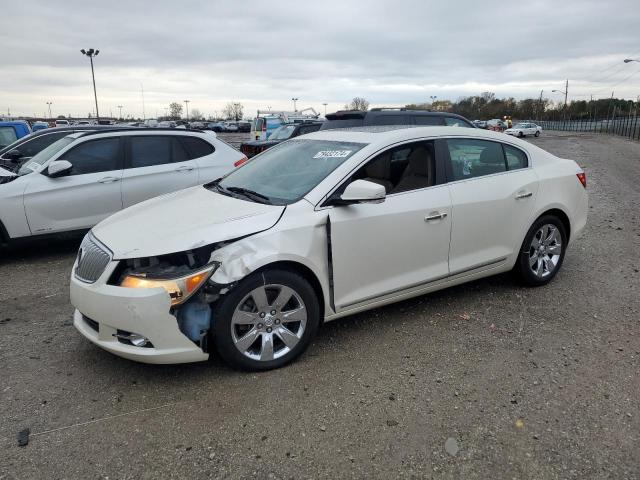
left=209, top=209, right=334, bottom=316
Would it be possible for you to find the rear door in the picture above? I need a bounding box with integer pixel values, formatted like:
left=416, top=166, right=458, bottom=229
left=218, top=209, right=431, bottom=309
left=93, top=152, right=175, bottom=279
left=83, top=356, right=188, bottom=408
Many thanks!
left=23, top=137, right=124, bottom=234
left=443, top=137, right=538, bottom=273
left=120, top=135, right=198, bottom=208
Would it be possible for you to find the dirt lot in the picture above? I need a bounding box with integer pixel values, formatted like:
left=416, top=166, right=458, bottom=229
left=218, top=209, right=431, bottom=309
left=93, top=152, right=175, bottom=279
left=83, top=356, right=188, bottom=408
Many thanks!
left=1, top=131, right=639, bottom=479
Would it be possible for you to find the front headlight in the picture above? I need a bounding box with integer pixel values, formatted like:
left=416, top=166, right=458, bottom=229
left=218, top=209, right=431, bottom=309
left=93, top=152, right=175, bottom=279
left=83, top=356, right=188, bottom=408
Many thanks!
left=120, top=263, right=219, bottom=306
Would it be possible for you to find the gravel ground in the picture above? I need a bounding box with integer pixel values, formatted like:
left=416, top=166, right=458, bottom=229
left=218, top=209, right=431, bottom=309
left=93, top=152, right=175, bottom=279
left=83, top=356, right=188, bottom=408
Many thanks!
left=1, top=131, right=639, bottom=479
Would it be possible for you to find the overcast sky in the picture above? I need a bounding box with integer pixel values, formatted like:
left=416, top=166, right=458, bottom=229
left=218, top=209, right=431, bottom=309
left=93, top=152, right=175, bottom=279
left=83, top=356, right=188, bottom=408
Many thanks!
left=2, top=0, right=639, bottom=119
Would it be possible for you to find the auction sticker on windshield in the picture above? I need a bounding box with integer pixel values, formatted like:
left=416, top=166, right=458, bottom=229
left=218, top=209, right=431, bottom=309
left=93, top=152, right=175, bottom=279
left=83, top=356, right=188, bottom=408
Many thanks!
left=313, top=150, right=352, bottom=159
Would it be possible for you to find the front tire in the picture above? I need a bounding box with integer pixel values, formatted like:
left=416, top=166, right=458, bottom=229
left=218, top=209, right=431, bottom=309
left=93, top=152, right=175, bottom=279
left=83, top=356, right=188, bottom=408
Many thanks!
left=515, top=215, right=567, bottom=286
left=518, top=131, right=524, bottom=138
left=214, top=269, right=320, bottom=371
left=535, top=131, right=540, bottom=137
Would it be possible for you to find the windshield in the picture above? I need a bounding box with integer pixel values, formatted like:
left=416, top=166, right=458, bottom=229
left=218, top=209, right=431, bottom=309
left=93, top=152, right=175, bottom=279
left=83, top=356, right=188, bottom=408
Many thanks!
left=17, top=136, right=74, bottom=176
left=268, top=125, right=296, bottom=140
left=212, top=139, right=366, bottom=205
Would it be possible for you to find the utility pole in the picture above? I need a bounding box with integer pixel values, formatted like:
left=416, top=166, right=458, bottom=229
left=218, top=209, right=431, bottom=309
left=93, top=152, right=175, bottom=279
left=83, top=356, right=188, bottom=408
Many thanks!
left=80, top=49, right=100, bottom=120
left=117, top=105, right=123, bottom=119
left=184, top=100, right=190, bottom=121
left=141, top=83, right=146, bottom=120
left=564, top=79, right=568, bottom=108
left=323, top=103, right=328, bottom=115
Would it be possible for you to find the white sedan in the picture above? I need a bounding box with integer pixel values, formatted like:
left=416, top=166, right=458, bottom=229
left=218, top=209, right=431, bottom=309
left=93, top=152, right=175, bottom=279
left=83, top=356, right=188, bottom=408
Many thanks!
left=0, top=129, right=245, bottom=242
left=505, top=122, right=541, bottom=138
left=70, top=126, right=588, bottom=370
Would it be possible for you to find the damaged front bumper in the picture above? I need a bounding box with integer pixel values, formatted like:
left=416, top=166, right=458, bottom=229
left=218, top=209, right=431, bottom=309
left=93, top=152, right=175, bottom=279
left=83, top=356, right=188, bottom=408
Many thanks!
left=70, top=261, right=209, bottom=364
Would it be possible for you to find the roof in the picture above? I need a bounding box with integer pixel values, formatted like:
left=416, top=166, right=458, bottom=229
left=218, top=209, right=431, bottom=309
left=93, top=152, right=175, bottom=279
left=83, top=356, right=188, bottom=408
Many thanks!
left=302, top=125, right=537, bottom=150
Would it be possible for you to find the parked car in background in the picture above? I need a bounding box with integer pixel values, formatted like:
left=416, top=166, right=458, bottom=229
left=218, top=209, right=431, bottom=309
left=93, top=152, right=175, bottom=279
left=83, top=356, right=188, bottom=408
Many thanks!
left=240, top=121, right=323, bottom=158
left=505, top=122, right=541, bottom=138
left=31, top=122, right=50, bottom=132
left=55, top=119, right=70, bottom=127
left=251, top=109, right=321, bottom=140
left=0, top=120, right=32, bottom=148
left=0, top=128, right=246, bottom=243
left=224, top=122, right=239, bottom=132
left=0, top=125, right=132, bottom=166
left=236, top=121, right=251, bottom=133
left=320, top=108, right=474, bottom=130
left=472, top=120, right=488, bottom=129
left=157, top=121, right=177, bottom=128
left=189, top=121, right=205, bottom=129
left=487, top=119, right=507, bottom=132
left=207, top=122, right=226, bottom=132
left=68, top=125, right=587, bottom=369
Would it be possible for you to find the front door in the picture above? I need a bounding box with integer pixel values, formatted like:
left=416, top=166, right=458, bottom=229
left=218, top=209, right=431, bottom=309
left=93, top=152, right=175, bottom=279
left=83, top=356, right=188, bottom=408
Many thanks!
left=328, top=141, right=452, bottom=311
left=23, top=137, right=124, bottom=234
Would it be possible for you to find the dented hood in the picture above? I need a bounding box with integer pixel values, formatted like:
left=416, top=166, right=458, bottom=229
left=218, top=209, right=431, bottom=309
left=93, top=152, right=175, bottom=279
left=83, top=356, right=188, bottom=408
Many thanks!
left=92, top=186, right=285, bottom=259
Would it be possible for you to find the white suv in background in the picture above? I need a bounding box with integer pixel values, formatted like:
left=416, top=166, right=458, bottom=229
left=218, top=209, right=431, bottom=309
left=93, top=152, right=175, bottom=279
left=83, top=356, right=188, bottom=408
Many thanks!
left=0, top=129, right=246, bottom=242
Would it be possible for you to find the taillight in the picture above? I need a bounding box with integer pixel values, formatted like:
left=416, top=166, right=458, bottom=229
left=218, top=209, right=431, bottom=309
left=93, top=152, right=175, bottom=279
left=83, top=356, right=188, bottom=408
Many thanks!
left=234, top=156, right=248, bottom=168
left=576, top=171, right=587, bottom=188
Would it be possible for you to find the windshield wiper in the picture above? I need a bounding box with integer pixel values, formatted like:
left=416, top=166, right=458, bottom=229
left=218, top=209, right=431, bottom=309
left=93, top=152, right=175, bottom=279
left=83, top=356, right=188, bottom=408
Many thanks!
left=226, top=186, right=272, bottom=204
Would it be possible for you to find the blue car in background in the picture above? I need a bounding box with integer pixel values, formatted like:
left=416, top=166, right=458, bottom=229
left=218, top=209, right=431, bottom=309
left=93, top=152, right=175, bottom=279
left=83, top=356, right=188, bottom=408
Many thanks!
left=31, top=122, right=49, bottom=132
left=0, top=121, right=32, bottom=149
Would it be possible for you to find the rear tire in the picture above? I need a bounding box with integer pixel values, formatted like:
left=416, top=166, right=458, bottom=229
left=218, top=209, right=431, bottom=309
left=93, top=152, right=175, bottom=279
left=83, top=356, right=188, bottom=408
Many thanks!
left=214, top=269, right=320, bottom=371
left=518, top=131, right=524, bottom=138
left=535, top=131, right=540, bottom=137
left=515, top=215, right=567, bottom=286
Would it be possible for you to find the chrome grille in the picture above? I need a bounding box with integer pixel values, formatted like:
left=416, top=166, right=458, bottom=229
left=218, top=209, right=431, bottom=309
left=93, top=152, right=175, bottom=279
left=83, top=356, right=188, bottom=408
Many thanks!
left=74, top=233, right=112, bottom=283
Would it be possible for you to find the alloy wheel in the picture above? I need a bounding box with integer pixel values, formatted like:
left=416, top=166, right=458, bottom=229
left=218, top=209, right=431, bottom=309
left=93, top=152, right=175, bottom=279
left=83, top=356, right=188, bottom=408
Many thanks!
left=528, top=224, right=562, bottom=278
left=231, top=284, right=307, bottom=361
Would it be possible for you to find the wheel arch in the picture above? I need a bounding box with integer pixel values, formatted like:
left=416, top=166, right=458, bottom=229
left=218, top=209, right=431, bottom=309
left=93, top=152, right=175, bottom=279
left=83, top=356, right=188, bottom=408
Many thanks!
left=537, top=207, right=571, bottom=242
left=0, top=219, right=10, bottom=246
left=252, top=260, right=326, bottom=320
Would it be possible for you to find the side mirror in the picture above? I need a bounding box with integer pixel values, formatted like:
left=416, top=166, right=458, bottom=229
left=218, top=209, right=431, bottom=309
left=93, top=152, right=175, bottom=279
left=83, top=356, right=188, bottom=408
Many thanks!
left=338, top=179, right=386, bottom=204
left=5, top=149, right=23, bottom=162
left=47, top=160, right=73, bottom=178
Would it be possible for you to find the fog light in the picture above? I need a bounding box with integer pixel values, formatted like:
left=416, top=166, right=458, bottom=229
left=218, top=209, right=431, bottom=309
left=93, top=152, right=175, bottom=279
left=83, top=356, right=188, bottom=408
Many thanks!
left=114, top=330, right=153, bottom=348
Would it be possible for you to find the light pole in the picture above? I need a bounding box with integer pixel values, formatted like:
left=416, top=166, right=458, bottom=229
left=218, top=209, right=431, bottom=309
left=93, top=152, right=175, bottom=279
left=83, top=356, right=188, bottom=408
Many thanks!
left=323, top=103, right=328, bottom=115
left=46, top=101, right=52, bottom=119
left=184, top=100, right=190, bottom=121
left=552, top=79, right=569, bottom=108
left=430, top=95, right=437, bottom=109
left=80, top=48, right=100, bottom=120
left=117, top=105, right=123, bottom=119
left=291, top=97, right=299, bottom=112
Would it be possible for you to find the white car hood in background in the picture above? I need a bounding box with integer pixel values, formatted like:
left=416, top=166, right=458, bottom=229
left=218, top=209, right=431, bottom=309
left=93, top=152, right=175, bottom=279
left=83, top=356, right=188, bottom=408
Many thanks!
left=92, top=186, right=285, bottom=259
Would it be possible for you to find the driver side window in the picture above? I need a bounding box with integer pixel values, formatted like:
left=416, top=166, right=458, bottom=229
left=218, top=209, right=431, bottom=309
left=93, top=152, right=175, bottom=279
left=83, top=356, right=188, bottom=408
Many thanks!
left=349, top=141, right=436, bottom=195
left=63, top=138, right=122, bottom=175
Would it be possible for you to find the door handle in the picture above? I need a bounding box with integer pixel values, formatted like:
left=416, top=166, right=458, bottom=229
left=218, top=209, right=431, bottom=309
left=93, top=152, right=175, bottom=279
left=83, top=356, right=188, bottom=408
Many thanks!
left=97, top=176, right=119, bottom=184
left=424, top=212, right=447, bottom=222
left=175, top=166, right=195, bottom=172
left=515, top=192, right=533, bottom=199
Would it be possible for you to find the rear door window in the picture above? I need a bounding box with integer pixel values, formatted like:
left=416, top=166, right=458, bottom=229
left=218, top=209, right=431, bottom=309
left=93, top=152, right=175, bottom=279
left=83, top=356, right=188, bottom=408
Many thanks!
left=413, top=116, right=443, bottom=126
left=371, top=115, right=407, bottom=126
left=130, top=136, right=172, bottom=168
left=0, top=127, right=18, bottom=148
left=445, top=139, right=506, bottom=181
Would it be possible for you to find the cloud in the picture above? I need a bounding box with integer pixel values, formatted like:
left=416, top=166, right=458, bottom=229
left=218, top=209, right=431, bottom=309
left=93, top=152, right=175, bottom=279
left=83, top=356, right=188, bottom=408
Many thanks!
left=1, top=0, right=639, bottom=118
